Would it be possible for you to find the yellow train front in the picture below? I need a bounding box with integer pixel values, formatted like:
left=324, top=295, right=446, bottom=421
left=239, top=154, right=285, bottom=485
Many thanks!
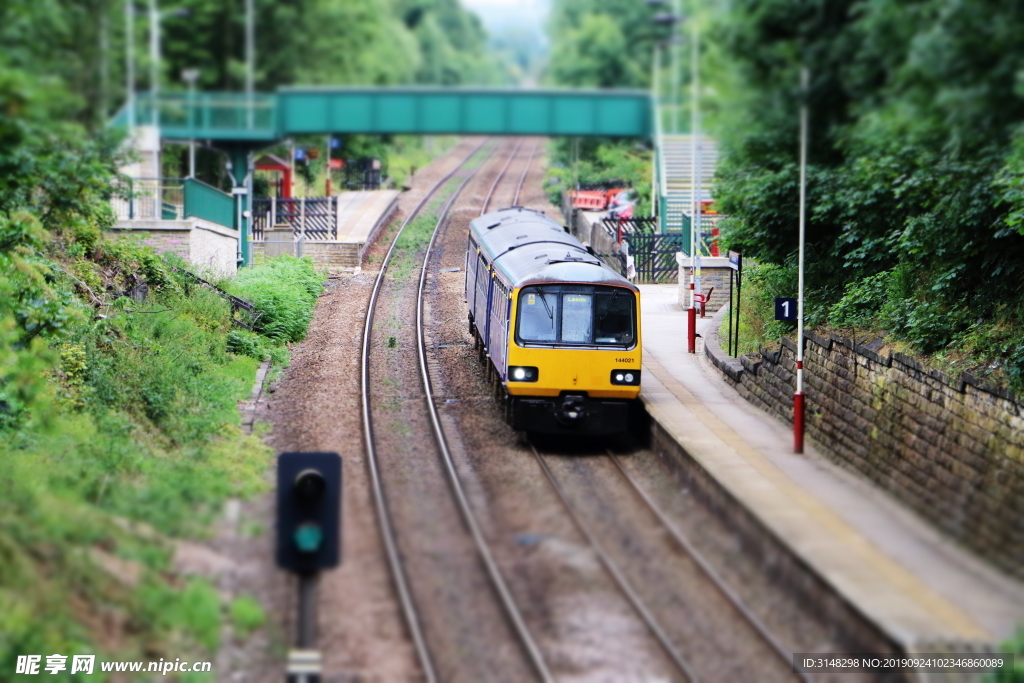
left=465, top=207, right=642, bottom=435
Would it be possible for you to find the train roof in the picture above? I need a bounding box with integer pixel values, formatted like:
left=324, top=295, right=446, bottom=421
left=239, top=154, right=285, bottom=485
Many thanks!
left=469, top=207, right=638, bottom=292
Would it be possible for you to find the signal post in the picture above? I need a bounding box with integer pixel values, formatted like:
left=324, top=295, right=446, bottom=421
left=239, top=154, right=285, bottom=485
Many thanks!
left=276, top=452, right=343, bottom=683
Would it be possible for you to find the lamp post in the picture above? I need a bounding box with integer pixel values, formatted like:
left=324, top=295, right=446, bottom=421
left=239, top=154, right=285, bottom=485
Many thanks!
left=690, top=6, right=701, bottom=317
left=147, top=1, right=191, bottom=127
left=148, top=0, right=158, bottom=126
left=650, top=3, right=682, bottom=228
left=671, top=0, right=682, bottom=133
left=181, top=68, right=200, bottom=178
left=794, top=67, right=810, bottom=454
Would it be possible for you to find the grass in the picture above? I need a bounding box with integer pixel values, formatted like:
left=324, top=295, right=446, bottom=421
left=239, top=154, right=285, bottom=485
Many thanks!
left=386, top=143, right=492, bottom=281
left=0, top=237, right=323, bottom=673
left=229, top=595, right=267, bottom=640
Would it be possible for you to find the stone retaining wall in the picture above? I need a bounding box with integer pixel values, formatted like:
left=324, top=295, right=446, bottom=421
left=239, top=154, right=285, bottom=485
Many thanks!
left=704, top=310, right=1024, bottom=579
left=108, top=218, right=238, bottom=277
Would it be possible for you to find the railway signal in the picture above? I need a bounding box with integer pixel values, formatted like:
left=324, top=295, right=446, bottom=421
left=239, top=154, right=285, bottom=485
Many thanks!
left=276, top=452, right=342, bottom=573
left=276, top=452, right=341, bottom=683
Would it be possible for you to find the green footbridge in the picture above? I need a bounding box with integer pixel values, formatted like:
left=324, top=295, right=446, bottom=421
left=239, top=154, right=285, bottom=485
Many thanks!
left=115, top=87, right=653, bottom=141
left=113, top=86, right=666, bottom=265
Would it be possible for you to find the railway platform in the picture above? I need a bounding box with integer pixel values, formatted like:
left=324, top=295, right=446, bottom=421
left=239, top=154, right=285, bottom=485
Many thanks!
left=637, top=283, right=1024, bottom=652
left=252, top=189, right=399, bottom=271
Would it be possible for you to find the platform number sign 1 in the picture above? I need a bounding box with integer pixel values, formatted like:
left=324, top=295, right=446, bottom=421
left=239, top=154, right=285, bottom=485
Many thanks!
left=775, top=297, right=798, bottom=321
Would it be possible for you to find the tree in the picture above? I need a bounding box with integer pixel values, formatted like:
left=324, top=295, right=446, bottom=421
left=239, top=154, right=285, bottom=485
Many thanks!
left=711, top=0, right=1024, bottom=382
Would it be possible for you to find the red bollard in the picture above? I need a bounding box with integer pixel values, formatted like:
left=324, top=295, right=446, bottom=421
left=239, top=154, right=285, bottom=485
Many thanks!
left=687, top=306, right=697, bottom=353
left=793, top=391, right=805, bottom=453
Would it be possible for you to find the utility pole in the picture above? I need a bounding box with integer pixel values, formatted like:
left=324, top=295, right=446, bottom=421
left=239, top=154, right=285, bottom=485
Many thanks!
left=125, top=0, right=135, bottom=129
left=245, top=0, right=255, bottom=129
left=670, top=0, right=681, bottom=133
left=100, top=4, right=109, bottom=122
left=689, top=6, right=701, bottom=311
left=182, top=68, right=200, bottom=178
left=650, top=42, right=661, bottom=220
left=149, top=0, right=159, bottom=126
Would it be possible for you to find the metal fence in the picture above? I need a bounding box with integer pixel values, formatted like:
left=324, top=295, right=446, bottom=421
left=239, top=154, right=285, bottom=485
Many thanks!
left=602, top=217, right=658, bottom=243
left=111, top=178, right=184, bottom=220
left=129, top=92, right=277, bottom=138
left=251, top=197, right=336, bottom=241
left=602, top=217, right=684, bottom=284
left=625, top=233, right=686, bottom=284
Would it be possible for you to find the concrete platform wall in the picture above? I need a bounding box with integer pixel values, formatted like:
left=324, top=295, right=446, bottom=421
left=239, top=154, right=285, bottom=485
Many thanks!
left=676, top=256, right=732, bottom=313
left=704, top=314, right=1024, bottom=580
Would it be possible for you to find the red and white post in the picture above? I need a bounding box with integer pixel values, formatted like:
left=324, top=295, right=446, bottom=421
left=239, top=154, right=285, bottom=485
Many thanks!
left=687, top=16, right=701, bottom=354
left=794, top=67, right=809, bottom=454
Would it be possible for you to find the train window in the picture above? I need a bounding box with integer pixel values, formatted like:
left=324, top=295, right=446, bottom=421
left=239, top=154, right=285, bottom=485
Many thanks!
left=561, top=293, right=592, bottom=342
left=518, top=289, right=557, bottom=341
left=516, top=285, right=636, bottom=348
left=594, top=290, right=634, bottom=345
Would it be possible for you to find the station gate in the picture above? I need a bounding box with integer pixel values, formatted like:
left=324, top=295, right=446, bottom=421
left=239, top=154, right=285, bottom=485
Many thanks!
left=628, top=233, right=685, bottom=284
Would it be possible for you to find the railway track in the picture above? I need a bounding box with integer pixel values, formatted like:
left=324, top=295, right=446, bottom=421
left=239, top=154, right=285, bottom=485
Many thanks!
left=528, top=439, right=808, bottom=682
left=360, top=138, right=551, bottom=682
left=528, top=441, right=699, bottom=681
left=361, top=135, right=816, bottom=681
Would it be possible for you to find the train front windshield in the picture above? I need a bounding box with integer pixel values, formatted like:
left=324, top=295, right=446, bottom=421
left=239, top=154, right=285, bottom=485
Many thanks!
left=516, top=285, right=636, bottom=348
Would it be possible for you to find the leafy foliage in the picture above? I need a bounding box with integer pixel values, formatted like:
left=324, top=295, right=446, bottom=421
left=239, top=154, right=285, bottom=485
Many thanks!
left=227, top=256, right=324, bottom=343
left=711, top=0, right=1024, bottom=389
left=542, top=0, right=669, bottom=216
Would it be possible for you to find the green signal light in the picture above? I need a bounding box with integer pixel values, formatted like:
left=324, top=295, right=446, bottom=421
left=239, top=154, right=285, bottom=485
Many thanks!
left=293, top=522, right=323, bottom=553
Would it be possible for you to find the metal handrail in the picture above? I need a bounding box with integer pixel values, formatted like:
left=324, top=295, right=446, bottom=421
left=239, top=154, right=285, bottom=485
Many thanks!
left=183, top=178, right=235, bottom=229
left=130, top=92, right=277, bottom=136
left=111, top=177, right=185, bottom=220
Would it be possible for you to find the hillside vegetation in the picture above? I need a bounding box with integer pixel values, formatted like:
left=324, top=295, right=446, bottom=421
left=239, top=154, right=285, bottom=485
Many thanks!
left=709, top=0, right=1024, bottom=390
left=0, top=0, right=497, bottom=671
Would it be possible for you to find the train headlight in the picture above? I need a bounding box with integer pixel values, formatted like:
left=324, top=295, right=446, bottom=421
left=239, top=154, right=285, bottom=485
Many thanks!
left=508, top=366, right=538, bottom=382
left=610, top=369, right=641, bottom=386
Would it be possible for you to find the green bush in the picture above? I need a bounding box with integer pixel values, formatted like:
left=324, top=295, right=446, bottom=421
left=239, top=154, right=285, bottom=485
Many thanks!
left=227, top=256, right=324, bottom=343
left=227, top=329, right=268, bottom=360
left=986, top=627, right=1024, bottom=682
left=229, top=594, right=267, bottom=639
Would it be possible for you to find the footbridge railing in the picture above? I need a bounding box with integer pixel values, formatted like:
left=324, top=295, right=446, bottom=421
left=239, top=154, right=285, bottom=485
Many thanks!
left=111, top=177, right=236, bottom=230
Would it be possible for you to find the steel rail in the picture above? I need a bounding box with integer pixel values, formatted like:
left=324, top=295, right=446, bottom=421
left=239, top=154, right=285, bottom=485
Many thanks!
left=416, top=144, right=553, bottom=682
left=607, top=451, right=809, bottom=682
left=359, top=139, right=488, bottom=683
left=528, top=443, right=699, bottom=682
left=480, top=139, right=524, bottom=216
left=512, top=140, right=541, bottom=206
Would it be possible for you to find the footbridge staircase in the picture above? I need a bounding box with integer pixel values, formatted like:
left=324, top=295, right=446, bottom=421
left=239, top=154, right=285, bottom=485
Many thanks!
left=655, top=133, right=720, bottom=255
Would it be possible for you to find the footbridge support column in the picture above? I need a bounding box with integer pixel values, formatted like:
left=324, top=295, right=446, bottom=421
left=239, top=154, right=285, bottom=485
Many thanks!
left=226, top=146, right=256, bottom=267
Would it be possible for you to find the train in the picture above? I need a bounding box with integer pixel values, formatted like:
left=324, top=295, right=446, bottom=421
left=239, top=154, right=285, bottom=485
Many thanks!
left=465, top=206, right=642, bottom=435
